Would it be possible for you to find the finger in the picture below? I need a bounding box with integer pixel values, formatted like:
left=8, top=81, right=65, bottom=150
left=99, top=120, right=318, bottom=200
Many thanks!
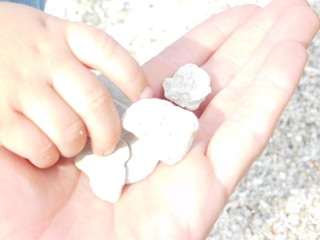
left=203, top=0, right=313, bottom=95
left=225, top=4, right=320, bottom=91
left=197, top=3, right=320, bottom=137
left=16, top=85, right=88, bottom=158
left=198, top=2, right=319, bottom=114
left=0, top=111, right=59, bottom=168
left=142, top=5, right=260, bottom=97
left=51, top=59, right=121, bottom=155
left=203, top=41, right=308, bottom=195
left=65, top=22, right=151, bottom=101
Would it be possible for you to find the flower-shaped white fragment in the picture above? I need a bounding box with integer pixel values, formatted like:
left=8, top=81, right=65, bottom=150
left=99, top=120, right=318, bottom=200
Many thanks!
left=163, top=63, right=211, bottom=110
left=122, top=98, right=199, bottom=165
left=74, top=140, right=130, bottom=203
left=125, top=137, right=160, bottom=184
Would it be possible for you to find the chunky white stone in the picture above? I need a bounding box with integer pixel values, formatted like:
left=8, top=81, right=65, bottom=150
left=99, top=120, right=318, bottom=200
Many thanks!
left=122, top=98, right=199, bottom=165
left=74, top=140, right=130, bottom=203
left=163, top=63, right=211, bottom=110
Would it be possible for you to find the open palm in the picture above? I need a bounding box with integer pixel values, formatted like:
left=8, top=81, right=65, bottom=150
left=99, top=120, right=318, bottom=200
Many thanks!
left=1, top=0, right=319, bottom=239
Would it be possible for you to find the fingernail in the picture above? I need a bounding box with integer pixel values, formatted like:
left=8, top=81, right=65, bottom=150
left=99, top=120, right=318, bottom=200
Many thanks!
left=103, top=146, right=116, bottom=156
left=93, top=148, right=112, bottom=156
left=139, top=86, right=153, bottom=100
left=103, top=139, right=128, bottom=156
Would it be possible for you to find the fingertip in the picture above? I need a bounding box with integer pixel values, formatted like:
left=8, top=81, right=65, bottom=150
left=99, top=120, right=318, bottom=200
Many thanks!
left=139, top=86, right=154, bottom=100
left=89, top=105, right=122, bottom=157
left=124, top=67, right=152, bottom=101
left=102, top=144, right=118, bottom=156
left=92, top=130, right=121, bottom=157
left=29, top=146, right=60, bottom=169
left=270, top=40, right=308, bottom=70
left=103, top=125, right=122, bottom=156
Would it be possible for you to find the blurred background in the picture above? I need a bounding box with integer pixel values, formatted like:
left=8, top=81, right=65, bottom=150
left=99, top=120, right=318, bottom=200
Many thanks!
left=45, top=1, right=320, bottom=239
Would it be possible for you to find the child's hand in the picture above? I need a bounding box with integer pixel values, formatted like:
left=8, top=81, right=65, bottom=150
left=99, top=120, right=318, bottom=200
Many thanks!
left=0, top=3, right=150, bottom=168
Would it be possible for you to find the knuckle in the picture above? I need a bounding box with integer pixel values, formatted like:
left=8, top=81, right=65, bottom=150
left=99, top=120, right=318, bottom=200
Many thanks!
left=56, top=117, right=87, bottom=157
left=30, top=141, right=60, bottom=168
left=211, top=56, right=241, bottom=81
left=86, top=84, right=112, bottom=116
left=34, top=140, right=56, bottom=157
left=94, top=31, right=118, bottom=60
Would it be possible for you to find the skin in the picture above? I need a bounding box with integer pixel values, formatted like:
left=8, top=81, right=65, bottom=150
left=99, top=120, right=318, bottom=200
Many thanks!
left=0, top=0, right=319, bottom=239
left=0, top=2, right=150, bottom=168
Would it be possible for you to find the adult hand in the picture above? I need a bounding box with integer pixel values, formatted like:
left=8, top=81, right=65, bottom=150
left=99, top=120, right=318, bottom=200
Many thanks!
left=0, top=2, right=149, bottom=168
left=0, top=0, right=319, bottom=239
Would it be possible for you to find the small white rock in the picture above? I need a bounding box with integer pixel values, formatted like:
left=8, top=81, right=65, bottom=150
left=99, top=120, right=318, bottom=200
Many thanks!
left=74, top=140, right=130, bottom=203
left=122, top=98, right=199, bottom=165
left=163, top=63, right=211, bottom=110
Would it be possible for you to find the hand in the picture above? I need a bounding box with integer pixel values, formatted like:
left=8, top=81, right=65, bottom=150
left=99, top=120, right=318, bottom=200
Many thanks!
left=0, top=0, right=318, bottom=239
left=0, top=2, right=149, bottom=168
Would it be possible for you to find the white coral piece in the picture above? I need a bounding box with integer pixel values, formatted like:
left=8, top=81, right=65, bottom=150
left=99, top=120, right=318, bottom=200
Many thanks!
left=124, top=137, right=160, bottom=184
left=74, top=140, right=130, bottom=203
left=163, top=63, right=211, bottom=110
left=122, top=98, right=199, bottom=165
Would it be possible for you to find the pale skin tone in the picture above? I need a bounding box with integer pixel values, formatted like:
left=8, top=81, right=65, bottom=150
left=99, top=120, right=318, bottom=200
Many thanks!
left=0, top=0, right=319, bottom=240
left=0, top=2, right=151, bottom=168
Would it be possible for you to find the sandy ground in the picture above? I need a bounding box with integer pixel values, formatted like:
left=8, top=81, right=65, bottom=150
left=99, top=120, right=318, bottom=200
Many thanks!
left=45, top=0, right=320, bottom=239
